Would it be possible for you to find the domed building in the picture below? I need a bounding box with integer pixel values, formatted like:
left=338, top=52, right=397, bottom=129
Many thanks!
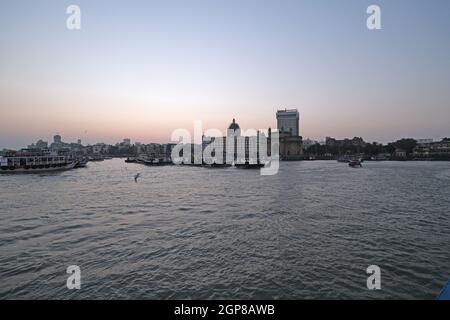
left=227, top=118, right=241, bottom=137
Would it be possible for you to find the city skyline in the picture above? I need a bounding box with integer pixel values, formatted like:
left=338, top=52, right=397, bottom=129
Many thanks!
left=1, top=0, right=450, bottom=149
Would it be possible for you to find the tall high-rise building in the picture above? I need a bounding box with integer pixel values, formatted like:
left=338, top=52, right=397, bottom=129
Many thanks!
left=276, top=109, right=299, bottom=136
left=53, top=134, right=62, bottom=144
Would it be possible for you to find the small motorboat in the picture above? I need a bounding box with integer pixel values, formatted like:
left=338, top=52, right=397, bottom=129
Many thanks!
left=348, top=159, right=362, bottom=168
left=74, top=158, right=89, bottom=168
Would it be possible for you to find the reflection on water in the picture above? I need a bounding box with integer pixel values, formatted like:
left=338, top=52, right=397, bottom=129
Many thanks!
left=0, top=159, right=449, bottom=299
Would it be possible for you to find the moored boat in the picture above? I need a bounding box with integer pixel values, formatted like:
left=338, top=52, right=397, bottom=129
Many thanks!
left=134, top=155, right=172, bottom=166
left=235, top=162, right=265, bottom=169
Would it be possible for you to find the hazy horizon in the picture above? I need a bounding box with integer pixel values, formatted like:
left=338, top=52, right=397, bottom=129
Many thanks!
left=1, top=0, right=450, bottom=149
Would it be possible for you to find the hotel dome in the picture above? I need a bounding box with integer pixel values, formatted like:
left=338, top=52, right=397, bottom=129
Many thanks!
left=228, top=119, right=240, bottom=130
left=227, top=118, right=241, bottom=137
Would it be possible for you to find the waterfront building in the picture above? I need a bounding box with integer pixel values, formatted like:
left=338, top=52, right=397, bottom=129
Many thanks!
left=93, top=143, right=110, bottom=154
left=276, top=109, right=303, bottom=160
left=326, top=136, right=366, bottom=148
left=201, top=119, right=268, bottom=165
left=117, top=139, right=132, bottom=153
left=162, top=143, right=176, bottom=161
left=416, top=139, right=434, bottom=144
left=394, top=148, right=407, bottom=158
left=134, top=143, right=176, bottom=163
left=413, top=138, right=450, bottom=159
left=276, top=108, right=300, bottom=136
left=279, top=131, right=303, bottom=160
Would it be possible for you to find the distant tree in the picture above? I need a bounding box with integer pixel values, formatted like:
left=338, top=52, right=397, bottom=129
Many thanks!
left=384, top=143, right=396, bottom=154
left=393, top=138, right=417, bottom=154
left=326, top=145, right=339, bottom=155
left=307, top=143, right=326, bottom=156
left=364, top=142, right=383, bottom=156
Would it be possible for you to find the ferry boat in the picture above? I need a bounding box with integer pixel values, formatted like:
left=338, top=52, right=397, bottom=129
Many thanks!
left=0, top=150, right=77, bottom=174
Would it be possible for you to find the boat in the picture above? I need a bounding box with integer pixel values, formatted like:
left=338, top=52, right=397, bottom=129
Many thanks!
left=348, top=159, right=362, bottom=168
left=0, top=150, right=77, bottom=174
left=134, top=155, right=172, bottom=166
left=74, top=157, right=89, bottom=168
left=235, top=162, right=265, bottom=169
left=137, top=157, right=153, bottom=166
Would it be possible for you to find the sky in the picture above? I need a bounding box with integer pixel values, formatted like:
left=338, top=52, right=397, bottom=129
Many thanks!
left=1, top=0, right=450, bottom=149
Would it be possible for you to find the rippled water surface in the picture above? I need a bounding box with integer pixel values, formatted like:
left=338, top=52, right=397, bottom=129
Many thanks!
left=0, top=159, right=449, bottom=299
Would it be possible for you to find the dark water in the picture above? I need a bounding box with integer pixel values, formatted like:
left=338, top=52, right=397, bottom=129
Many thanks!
left=0, top=159, right=449, bottom=299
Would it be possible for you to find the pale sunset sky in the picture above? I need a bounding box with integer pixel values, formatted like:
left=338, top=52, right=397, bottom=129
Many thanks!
left=1, top=0, right=450, bottom=149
